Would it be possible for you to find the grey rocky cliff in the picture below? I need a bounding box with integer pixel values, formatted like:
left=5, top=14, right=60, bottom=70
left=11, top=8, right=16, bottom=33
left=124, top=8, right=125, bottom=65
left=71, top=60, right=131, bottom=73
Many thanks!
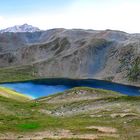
left=0, top=28, right=139, bottom=86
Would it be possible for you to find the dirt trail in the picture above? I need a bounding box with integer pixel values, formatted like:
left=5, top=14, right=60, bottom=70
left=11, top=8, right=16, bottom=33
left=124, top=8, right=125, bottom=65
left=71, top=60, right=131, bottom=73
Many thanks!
left=86, top=126, right=117, bottom=133
left=0, top=127, right=119, bottom=140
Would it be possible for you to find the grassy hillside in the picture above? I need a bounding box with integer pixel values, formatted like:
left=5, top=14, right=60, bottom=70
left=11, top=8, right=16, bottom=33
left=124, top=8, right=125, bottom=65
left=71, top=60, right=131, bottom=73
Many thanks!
left=0, top=65, right=37, bottom=83
left=0, top=86, right=31, bottom=101
left=0, top=87, right=140, bottom=139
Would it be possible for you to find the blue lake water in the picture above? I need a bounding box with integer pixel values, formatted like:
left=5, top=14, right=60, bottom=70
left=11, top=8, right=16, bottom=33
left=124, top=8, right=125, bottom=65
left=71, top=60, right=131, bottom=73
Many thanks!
left=0, top=79, right=140, bottom=98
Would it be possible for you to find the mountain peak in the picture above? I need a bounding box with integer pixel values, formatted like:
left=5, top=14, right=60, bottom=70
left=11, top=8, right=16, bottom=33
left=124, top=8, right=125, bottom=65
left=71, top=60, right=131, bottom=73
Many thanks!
left=0, top=24, right=40, bottom=33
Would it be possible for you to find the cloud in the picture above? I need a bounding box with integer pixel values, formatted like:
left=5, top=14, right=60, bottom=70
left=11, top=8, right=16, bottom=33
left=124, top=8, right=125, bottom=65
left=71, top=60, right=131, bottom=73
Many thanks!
left=0, top=16, right=5, bottom=23
left=0, top=0, right=140, bottom=33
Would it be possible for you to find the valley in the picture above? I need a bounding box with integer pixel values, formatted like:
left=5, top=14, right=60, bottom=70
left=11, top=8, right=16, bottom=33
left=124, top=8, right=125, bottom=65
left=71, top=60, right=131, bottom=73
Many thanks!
left=0, top=0, right=140, bottom=139
left=0, top=25, right=140, bottom=140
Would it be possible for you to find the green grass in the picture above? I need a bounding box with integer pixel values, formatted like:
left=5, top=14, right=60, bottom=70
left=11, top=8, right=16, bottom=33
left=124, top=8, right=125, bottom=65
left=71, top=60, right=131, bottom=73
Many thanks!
left=0, top=87, right=139, bottom=139
left=0, top=65, right=37, bottom=83
left=128, top=57, right=140, bottom=81
left=0, top=86, right=31, bottom=101
left=17, top=122, right=40, bottom=131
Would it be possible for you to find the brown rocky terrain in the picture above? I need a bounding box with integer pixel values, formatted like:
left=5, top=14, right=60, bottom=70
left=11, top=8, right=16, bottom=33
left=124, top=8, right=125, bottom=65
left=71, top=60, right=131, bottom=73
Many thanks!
left=0, top=28, right=139, bottom=86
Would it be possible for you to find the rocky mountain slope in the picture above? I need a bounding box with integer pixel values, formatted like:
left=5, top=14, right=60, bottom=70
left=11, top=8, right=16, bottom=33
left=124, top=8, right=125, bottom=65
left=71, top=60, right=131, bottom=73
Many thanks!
left=0, top=87, right=140, bottom=140
left=0, top=27, right=139, bottom=86
left=0, top=24, right=40, bottom=33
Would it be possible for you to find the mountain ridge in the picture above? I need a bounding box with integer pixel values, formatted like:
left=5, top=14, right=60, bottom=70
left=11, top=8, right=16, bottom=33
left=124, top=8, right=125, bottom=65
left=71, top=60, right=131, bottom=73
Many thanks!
left=0, top=24, right=40, bottom=33
left=0, top=27, right=139, bottom=86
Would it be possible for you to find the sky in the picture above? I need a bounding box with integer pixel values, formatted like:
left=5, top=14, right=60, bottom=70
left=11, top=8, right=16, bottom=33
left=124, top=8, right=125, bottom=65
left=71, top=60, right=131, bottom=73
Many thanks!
left=0, top=0, right=140, bottom=33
